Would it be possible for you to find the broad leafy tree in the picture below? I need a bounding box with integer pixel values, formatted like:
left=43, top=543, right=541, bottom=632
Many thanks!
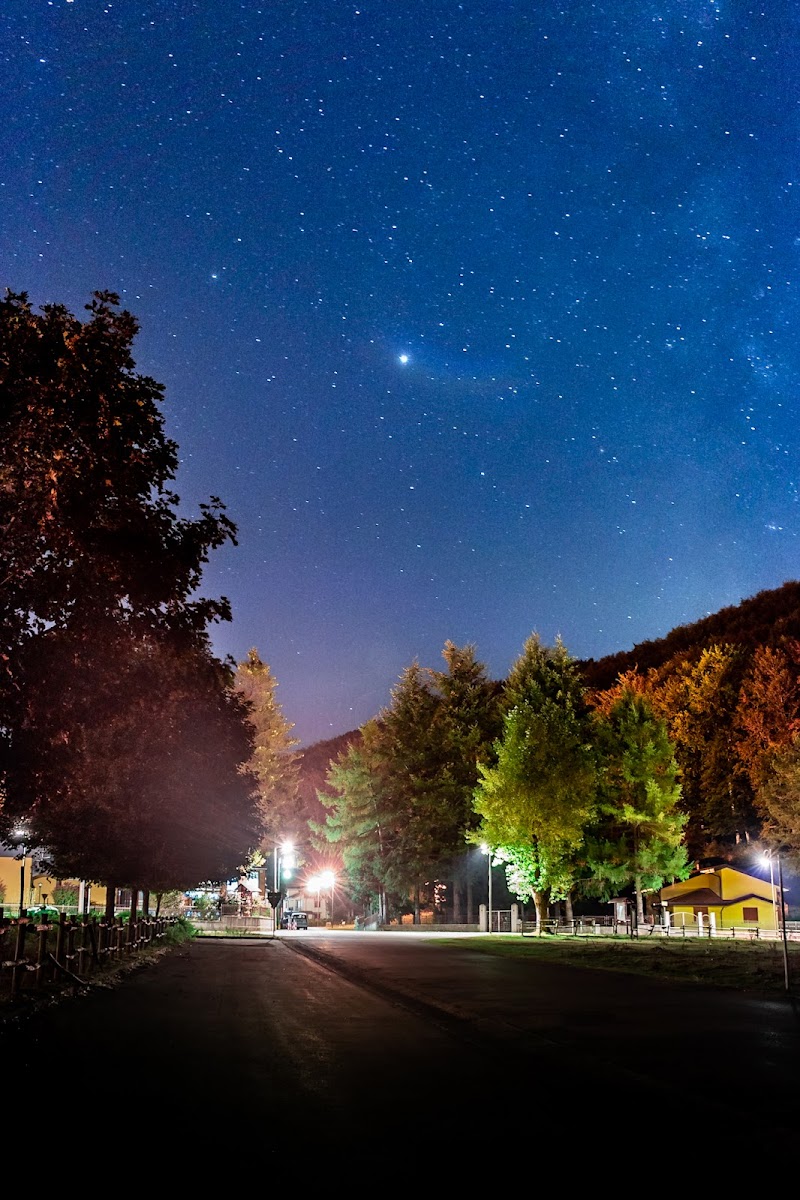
left=0, top=291, right=254, bottom=888
left=9, top=622, right=262, bottom=891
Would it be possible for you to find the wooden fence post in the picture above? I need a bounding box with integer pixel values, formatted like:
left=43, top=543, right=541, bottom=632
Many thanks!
left=35, top=920, right=49, bottom=988
left=55, top=912, right=68, bottom=969
left=10, top=919, right=28, bottom=998
left=66, top=917, right=78, bottom=975
left=87, top=916, right=99, bottom=972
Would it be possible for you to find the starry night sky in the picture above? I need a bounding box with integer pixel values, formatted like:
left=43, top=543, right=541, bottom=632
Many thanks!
left=4, top=2, right=800, bottom=746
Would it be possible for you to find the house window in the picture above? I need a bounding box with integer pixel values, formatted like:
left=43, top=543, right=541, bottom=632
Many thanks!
left=693, top=907, right=709, bottom=917
left=742, top=907, right=759, bottom=923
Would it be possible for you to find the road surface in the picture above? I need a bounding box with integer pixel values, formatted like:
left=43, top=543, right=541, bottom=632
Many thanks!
left=3, top=929, right=798, bottom=1161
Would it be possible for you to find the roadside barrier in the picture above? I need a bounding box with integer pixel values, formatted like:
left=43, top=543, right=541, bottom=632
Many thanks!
left=0, top=908, right=181, bottom=1000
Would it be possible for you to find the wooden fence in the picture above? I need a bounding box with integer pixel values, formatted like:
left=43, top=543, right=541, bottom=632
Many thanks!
left=0, top=908, right=180, bottom=1000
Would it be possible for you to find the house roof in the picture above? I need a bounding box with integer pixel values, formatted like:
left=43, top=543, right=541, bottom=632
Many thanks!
left=664, top=888, right=772, bottom=908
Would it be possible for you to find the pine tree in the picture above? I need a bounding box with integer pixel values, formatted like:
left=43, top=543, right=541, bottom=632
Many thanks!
left=314, top=734, right=391, bottom=920
left=650, top=644, right=756, bottom=857
left=234, top=648, right=300, bottom=839
left=587, top=689, right=688, bottom=923
left=473, top=634, right=597, bottom=928
left=735, top=641, right=800, bottom=791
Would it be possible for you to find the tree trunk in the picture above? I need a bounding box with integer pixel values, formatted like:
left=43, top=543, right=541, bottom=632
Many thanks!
left=533, top=888, right=550, bottom=932
left=129, top=887, right=138, bottom=923
left=104, top=881, right=116, bottom=922
left=565, top=892, right=574, bottom=922
left=634, top=875, right=645, bottom=926
left=155, top=892, right=162, bottom=918
left=413, top=882, right=420, bottom=924
left=141, top=889, right=150, bottom=918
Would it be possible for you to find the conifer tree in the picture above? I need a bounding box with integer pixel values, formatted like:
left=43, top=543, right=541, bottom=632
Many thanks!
left=650, top=644, right=755, bottom=857
left=586, top=689, right=688, bottom=923
left=314, top=645, right=501, bottom=920
left=473, top=634, right=597, bottom=928
left=315, top=734, right=391, bottom=921
left=735, top=641, right=800, bottom=791
left=234, top=648, right=300, bottom=839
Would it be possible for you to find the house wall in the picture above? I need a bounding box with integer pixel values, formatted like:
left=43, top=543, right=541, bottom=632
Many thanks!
left=717, top=867, right=774, bottom=903
left=722, top=898, right=775, bottom=926
left=661, top=866, right=774, bottom=905
left=0, top=854, right=30, bottom=912
left=669, top=897, right=775, bottom=927
left=33, top=876, right=111, bottom=907
left=661, top=873, right=722, bottom=902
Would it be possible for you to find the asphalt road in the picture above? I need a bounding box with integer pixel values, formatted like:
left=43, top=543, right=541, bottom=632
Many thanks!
left=3, top=929, right=798, bottom=1163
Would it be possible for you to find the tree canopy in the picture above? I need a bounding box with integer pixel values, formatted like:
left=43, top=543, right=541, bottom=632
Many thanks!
left=472, top=634, right=598, bottom=925
left=585, top=689, right=688, bottom=923
left=0, top=291, right=261, bottom=890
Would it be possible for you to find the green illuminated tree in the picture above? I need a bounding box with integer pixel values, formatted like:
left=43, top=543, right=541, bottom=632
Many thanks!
left=472, top=634, right=597, bottom=928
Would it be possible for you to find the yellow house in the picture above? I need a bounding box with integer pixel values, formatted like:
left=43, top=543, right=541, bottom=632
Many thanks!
left=660, top=865, right=779, bottom=929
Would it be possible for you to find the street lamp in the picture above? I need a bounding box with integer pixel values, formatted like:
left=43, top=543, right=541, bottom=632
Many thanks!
left=12, top=826, right=29, bottom=918
left=764, top=848, right=790, bottom=993
left=480, top=843, right=493, bottom=934
left=306, top=870, right=336, bottom=922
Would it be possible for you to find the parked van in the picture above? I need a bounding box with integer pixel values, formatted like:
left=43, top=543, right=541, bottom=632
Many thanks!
left=280, top=910, right=308, bottom=930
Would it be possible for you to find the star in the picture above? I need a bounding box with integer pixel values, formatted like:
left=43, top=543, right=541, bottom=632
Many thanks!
left=398, top=354, right=409, bottom=365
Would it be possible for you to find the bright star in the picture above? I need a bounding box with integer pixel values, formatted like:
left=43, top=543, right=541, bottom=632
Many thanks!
left=399, top=354, right=409, bottom=364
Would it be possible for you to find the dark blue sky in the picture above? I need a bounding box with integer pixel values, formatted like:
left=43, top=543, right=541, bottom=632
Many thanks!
left=4, top=2, right=800, bottom=746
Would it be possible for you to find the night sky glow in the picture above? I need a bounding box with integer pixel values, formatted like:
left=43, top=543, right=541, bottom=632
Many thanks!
left=4, top=2, right=800, bottom=746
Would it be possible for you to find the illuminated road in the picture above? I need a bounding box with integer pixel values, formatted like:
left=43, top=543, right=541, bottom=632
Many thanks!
left=3, top=929, right=798, bottom=1154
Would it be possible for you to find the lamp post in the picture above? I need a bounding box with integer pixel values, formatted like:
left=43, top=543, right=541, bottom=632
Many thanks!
left=319, top=869, right=335, bottom=923
left=267, top=839, right=295, bottom=930
left=765, top=851, right=779, bottom=933
left=480, top=843, right=493, bottom=934
left=12, top=826, right=28, bottom=918
left=765, top=848, right=790, bottom=993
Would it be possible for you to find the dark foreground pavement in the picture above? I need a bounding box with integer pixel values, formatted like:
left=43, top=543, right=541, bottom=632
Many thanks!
left=2, top=932, right=798, bottom=1170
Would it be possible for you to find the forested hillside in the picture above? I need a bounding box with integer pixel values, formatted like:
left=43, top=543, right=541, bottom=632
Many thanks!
left=294, top=589, right=800, bottom=923
left=580, top=581, right=800, bottom=688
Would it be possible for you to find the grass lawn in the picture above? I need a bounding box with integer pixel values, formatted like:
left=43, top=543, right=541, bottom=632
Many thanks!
left=433, top=932, right=800, bottom=997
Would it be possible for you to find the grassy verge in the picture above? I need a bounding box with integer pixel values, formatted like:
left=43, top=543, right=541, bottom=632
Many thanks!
left=433, top=933, right=800, bottom=997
